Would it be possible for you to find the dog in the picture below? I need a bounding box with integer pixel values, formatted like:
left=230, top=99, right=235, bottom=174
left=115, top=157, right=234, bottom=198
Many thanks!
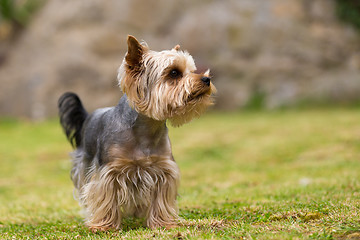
left=58, top=35, right=216, bottom=231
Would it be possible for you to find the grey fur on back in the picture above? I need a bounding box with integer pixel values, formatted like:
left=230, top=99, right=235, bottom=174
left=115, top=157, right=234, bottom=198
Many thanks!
left=71, top=94, right=172, bottom=190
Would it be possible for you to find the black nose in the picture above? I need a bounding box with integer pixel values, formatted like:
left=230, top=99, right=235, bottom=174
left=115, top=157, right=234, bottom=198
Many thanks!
left=201, top=77, right=211, bottom=86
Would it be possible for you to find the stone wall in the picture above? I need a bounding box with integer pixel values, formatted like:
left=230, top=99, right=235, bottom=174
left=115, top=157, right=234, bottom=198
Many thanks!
left=0, top=0, right=359, bottom=119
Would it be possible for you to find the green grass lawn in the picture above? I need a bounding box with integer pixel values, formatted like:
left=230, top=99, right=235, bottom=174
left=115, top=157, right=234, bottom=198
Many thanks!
left=0, top=109, right=360, bottom=239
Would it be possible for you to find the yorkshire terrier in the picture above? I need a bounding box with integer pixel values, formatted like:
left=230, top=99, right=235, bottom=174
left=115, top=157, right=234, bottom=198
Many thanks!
left=58, top=35, right=216, bottom=231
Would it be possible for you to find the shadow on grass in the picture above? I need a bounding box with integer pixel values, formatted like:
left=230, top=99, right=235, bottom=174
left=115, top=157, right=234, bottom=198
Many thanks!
left=1, top=202, right=359, bottom=239
left=0, top=219, right=91, bottom=239
left=0, top=202, right=321, bottom=238
left=0, top=216, right=148, bottom=239
left=0, top=202, right=256, bottom=238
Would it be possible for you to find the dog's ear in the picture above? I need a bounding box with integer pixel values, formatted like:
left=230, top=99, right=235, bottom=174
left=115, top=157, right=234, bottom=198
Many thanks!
left=172, top=45, right=180, bottom=51
left=126, top=35, right=144, bottom=68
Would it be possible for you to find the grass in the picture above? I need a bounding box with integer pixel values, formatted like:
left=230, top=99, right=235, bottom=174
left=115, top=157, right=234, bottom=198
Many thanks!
left=0, top=109, right=360, bottom=239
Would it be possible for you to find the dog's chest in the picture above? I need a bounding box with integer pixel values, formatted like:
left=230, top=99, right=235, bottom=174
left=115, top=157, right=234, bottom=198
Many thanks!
left=106, top=128, right=173, bottom=163
left=103, top=138, right=178, bottom=202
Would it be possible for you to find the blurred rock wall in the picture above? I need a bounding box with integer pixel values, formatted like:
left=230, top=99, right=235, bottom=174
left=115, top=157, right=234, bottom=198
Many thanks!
left=0, top=0, right=359, bottom=119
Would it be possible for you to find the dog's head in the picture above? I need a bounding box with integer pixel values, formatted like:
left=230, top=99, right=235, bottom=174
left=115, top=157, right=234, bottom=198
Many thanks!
left=118, top=35, right=216, bottom=126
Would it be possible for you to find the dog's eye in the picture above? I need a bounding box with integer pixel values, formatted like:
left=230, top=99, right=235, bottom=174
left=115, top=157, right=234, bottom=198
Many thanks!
left=169, top=69, right=181, bottom=78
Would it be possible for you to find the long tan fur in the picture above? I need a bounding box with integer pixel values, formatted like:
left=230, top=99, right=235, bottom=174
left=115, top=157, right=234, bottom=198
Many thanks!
left=77, top=147, right=180, bottom=230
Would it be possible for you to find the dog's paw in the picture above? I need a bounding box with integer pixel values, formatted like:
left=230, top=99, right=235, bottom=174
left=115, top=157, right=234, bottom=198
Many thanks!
left=88, top=224, right=117, bottom=233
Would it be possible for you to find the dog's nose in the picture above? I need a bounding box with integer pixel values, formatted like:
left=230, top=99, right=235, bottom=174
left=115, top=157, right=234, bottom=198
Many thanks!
left=201, top=77, right=211, bottom=86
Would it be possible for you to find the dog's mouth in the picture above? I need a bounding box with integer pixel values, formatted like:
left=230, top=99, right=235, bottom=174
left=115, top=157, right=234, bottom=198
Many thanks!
left=187, top=88, right=212, bottom=102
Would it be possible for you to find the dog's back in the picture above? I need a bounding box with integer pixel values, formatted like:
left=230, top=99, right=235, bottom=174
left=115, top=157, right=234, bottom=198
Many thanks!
left=58, top=92, right=88, bottom=148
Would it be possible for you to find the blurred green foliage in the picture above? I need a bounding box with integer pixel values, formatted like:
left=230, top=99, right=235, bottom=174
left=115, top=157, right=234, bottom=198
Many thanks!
left=335, top=0, right=360, bottom=30
left=0, top=0, right=44, bottom=27
left=244, top=90, right=266, bottom=110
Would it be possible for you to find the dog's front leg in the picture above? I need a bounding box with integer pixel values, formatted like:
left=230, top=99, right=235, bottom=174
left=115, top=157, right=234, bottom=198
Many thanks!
left=80, top=168, right=123, bottom=231
left=146, top=174, right=179, bottom=229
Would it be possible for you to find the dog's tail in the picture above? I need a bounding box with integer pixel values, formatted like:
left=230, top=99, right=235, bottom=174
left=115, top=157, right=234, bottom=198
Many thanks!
left=58, top=92, right=88, bottom=148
